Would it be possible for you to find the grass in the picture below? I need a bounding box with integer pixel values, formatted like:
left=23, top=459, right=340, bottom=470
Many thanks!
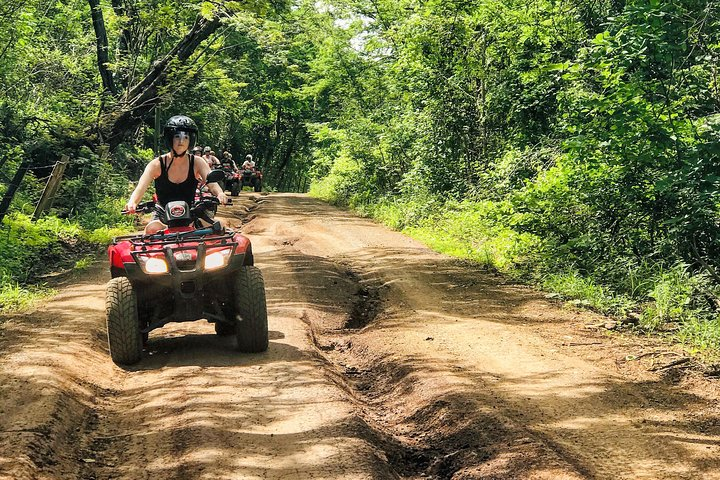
left=74, top=255, right=96, bottom=271
left=542, top=272, right=633, bottom=316
left=0, top=211, right=134, bottom=315
left=678, top=318, right=720, bottom=355
left=0, top=280, right=56, bottom=314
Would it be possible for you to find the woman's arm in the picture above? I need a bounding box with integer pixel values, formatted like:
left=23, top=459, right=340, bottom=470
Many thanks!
left=195, top=156, right=228, bottom=204
left=126, top=158, right=160, bottom=212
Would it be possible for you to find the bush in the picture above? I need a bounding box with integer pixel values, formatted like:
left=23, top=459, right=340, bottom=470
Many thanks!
left=309, top=154, right=367, bottom=205
left=0, top=212, right=132, bottom=284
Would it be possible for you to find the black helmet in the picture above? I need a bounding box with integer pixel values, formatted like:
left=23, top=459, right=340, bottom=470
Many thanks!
left=163, top=115, right=198, bottom=152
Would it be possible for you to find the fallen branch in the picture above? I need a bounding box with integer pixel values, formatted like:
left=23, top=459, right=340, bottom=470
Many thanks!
left=650, top=357, right=691, bottom=371
left=632, top=351, right=680, bottom=361
left=99, top=13, right=223, bottom=149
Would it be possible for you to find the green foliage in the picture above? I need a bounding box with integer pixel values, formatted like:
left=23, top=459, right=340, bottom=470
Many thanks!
left=678, top=317, right=720, bottom=354
left=0, top=212, right=131, bottom=285
left=84, top=225, right=134, bottom=245
left=543, top=272, right=633, bottom=316
left=74, top=255, right=96, bottom=271
left=0, top=213, right=75, bottom=282
left=0, top=281, right=56, bottom=314
left=309, top=154, right=370, bottom=206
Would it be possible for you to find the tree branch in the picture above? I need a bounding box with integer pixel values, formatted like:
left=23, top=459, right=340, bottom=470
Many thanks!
left=88, top=0, right=117, bottom=95
left=99, top=14, right=223, bottom=149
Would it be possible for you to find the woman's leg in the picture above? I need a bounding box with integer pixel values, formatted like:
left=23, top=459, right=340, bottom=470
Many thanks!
left=145, top=220, right=166, bottom=235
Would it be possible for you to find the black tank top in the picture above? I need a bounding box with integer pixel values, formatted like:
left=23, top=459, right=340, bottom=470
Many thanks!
left=154, top=154, right=198, bottom=206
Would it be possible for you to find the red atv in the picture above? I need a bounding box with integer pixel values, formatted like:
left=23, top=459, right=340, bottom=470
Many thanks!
left=240, top=167, right=262, bottom=192
left=106, top=171, right=268, bottom=365
left=222, top=167, right=241, bottom=197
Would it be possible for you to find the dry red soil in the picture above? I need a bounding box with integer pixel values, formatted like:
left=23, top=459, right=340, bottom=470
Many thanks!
left=1, top=194, right=719, bottom=479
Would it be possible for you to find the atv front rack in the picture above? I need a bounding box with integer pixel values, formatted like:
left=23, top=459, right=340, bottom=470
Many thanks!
left=112, top=228, right=236, bottom=248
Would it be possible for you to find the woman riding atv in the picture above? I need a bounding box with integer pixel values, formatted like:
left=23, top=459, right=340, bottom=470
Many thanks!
left=125, top=115, right=228, bottom=235
left=221, top=151, right=239, bottom=172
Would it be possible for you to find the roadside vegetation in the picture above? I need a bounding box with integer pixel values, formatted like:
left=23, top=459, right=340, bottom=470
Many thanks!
left=307, top=0, right=720, bottom=356
left=0, top=203, right=135, bottom=313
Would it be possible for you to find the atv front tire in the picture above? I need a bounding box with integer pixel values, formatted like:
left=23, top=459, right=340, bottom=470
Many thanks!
left=233, top=266, right=268, bottom=352
left=230, top=182, right=240, bottom=197
left=106, top=277, right=142, bottom=365
left=254, top=179, right=262, bottom=192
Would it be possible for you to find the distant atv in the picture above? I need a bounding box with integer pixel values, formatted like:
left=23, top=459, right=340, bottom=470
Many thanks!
left=240, top=167, right=262, bottom=192
left=106, top=170, right=268, bottom=365
left=221, top=165, right=241, bottom=196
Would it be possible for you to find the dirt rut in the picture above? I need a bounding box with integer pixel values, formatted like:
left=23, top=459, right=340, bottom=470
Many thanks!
left=1, top=193, right=719, bottom=479
left=242, top=194, right=720, bottom=479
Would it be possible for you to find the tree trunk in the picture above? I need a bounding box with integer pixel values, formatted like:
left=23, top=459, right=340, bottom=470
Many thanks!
left=111, top=0, right=134, bottom=89
left=88, top=0, right=116, bottom=95
left=0, top=159, right=30, bottom=223
left=99, top=14, right=221, bottom=150
left=274, top=125, right=300, bottom=185
left=260, top=125, right=275, bottom=173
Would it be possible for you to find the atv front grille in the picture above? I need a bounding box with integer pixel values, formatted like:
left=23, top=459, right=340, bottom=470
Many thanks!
left=176, top=260, right=196, bottom=271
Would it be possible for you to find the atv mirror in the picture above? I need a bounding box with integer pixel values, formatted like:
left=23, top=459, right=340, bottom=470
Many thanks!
left=206, top=169, right=225, bottom=184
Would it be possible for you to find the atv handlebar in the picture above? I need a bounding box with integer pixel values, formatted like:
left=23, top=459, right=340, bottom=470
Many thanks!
left=123, top=196, right=230, bottom=214
left=143, top=219, right=225, bottom=241
left=122, top=201, right=157, bottom=215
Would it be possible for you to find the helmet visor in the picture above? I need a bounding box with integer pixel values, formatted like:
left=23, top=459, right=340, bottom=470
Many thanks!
left=173, top=131, right=190, bottom=142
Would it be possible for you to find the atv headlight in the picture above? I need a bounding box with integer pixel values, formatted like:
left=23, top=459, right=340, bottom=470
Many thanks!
left=204, top=248, right=233, bottom=271
left=137, top=255, right=169, bottom=274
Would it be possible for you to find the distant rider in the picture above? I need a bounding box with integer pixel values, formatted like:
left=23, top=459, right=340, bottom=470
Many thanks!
left=203, top=146, right=221, bottom=169
left=125, top=115, right=228, bottom=235
left=242, top=154, right=256, bottom=170
left=221, top=151, right=239, bottom=172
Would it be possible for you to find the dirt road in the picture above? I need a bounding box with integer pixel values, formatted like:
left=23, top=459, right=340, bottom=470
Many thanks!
left=1, top=194, right=720, bottom=479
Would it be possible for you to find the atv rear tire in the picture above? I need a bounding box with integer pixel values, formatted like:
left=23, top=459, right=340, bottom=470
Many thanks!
left=230, top=182, right=240, bottom=197
left=233, top=266, right=268, bottom=352
left=106, top=277, right=142, bottom=365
